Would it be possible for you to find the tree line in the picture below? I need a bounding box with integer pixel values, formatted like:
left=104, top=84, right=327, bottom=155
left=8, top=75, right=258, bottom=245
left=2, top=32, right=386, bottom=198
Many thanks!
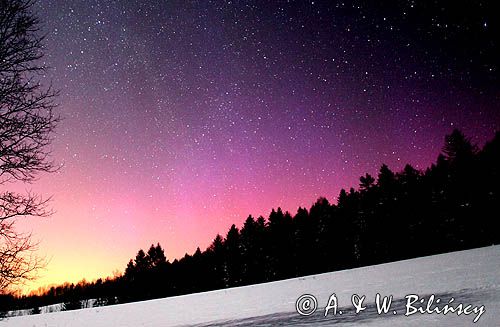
left=1, top=129, right=499, bottom=314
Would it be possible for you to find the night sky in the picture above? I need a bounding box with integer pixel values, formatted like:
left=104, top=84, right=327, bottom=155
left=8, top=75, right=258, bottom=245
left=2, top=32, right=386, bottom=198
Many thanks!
left=18, top=0, right=499, bottom=291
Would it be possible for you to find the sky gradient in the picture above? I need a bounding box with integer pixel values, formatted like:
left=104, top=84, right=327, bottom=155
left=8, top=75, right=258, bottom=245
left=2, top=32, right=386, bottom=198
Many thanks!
left=13, top=0, right=499, bottom=292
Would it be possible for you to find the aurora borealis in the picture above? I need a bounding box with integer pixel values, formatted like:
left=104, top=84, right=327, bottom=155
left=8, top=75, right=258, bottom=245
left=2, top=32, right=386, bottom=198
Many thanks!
left=15, top=0, right=498, bottom=292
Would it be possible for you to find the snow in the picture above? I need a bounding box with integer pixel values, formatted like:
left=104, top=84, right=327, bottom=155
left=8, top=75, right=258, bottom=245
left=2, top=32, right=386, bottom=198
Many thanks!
left=2, top=245, right=499, bottom=326
left=6, top=303, right=65, bottom=317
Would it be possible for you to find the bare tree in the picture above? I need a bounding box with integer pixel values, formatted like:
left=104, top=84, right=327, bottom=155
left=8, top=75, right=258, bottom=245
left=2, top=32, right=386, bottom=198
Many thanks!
left=0, top=0, right=58, bottom=291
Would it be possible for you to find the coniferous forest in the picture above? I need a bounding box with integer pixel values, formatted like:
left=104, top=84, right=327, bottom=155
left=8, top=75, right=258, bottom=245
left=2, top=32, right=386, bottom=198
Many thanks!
left=1, top=129, right=499, bottom=313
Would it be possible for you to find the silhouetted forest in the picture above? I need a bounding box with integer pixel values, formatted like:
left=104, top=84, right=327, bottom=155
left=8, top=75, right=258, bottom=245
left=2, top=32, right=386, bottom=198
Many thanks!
left=1, top=129, right=499, bottom=314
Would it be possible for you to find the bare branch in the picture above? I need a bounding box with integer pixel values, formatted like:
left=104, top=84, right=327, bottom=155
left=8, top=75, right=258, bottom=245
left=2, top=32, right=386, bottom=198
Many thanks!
left=0, top=0, right=58, bottom=291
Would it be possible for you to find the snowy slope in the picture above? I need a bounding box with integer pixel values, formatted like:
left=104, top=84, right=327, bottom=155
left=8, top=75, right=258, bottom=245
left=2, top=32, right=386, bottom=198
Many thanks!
left=2, top=245, right=499, bottom=326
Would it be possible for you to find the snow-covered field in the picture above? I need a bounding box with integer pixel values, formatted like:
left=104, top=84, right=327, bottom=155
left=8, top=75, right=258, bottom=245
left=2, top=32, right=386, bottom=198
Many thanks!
left=3, top=245, right=499, bottom=326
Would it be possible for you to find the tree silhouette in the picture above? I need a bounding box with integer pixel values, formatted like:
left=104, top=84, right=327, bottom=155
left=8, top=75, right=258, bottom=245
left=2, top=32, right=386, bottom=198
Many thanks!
left=443, top=129, right=476, bottom=163
left=0, top=0, right=58, bottom=291
left=206, top=234, right=226, bottom=289
left=225, top=224, right=242, bottom=287
left=147, top=243, right=167, bottom=268
left=267, top=208, right=294, bottom=279
left=240, top=215, right=267, bottom=284
left=293, top=207, right=314, bottom=276
left=359, top=173, right=375, bottom=191
left=3, top=129, right=500, bottom=314
left=240, top=215, right=258, bottom=283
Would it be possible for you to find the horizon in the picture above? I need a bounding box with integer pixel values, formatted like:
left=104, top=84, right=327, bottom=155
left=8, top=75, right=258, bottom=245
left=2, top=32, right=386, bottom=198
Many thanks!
left=7, top=0, right=499, bottom=294
left=15, top=131, right=497, bottom=295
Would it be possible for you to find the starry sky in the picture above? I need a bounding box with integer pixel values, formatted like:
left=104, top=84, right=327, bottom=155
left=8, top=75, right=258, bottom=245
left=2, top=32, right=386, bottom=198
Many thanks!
left=15, top=0, right=499, bottom=292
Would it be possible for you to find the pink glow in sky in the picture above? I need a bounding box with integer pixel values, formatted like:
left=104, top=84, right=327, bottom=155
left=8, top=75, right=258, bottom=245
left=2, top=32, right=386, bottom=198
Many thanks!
left=12, top=1, right=499, bottom=293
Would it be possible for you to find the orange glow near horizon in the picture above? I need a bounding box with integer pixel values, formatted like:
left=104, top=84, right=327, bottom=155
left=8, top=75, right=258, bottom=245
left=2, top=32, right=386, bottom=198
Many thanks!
left=15, top=160, right=354, bottom=294
left=15, top=148, right=442, bottom=295
left=6, top=0, right=499, bottom=297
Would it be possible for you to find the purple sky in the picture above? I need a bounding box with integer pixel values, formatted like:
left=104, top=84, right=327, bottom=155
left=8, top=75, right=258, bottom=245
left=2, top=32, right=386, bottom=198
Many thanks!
left=16, top=0, right=499, bottom=292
